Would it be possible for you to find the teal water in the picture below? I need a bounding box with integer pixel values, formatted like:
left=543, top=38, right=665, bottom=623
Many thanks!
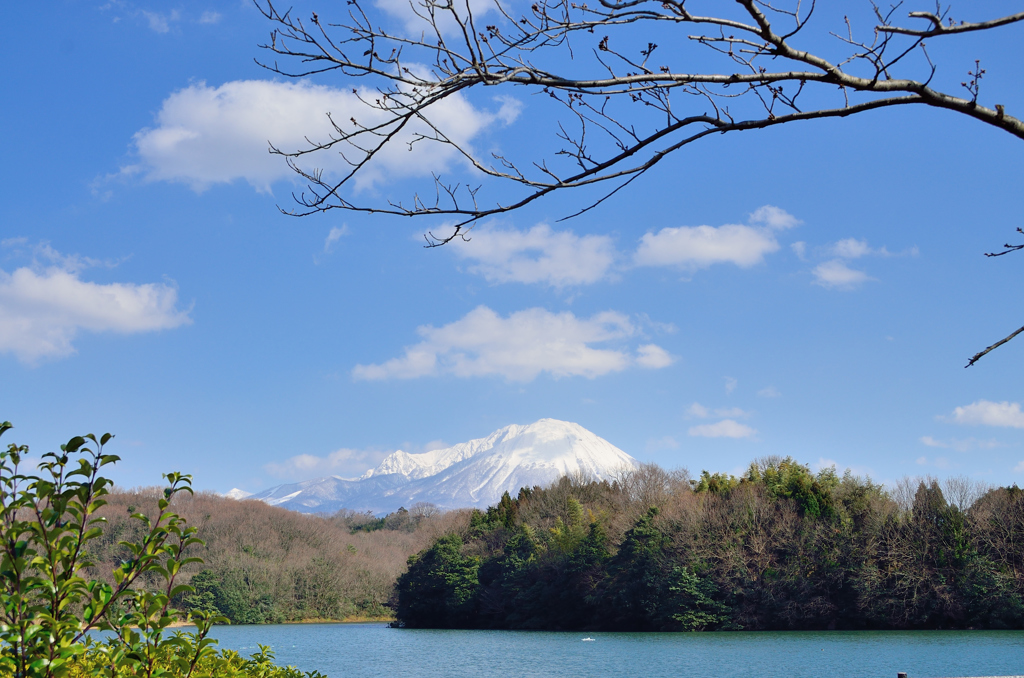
left=201, top=623, right=1024, bottom=678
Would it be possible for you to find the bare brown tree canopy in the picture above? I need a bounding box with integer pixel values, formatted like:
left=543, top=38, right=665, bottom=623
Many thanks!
left=252, top=0, right=1023, bottom=362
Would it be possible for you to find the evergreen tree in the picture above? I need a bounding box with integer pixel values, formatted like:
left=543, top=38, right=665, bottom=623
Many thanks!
left=606, top=508, right=671, bottom=630
left=667, top=566, right=731, bottom=631
left=394, top=534, right=480, bottom=628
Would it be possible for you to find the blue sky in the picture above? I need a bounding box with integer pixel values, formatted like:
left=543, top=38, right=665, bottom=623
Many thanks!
left=2, top=0, right=1024, bottom=494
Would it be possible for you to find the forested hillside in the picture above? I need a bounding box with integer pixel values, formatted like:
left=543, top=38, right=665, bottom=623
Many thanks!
left=85, top=490, right=469, bottom=623
left=394, top=459, right=1024, bottom=631
left=89, top=458, right=1024, bottom=631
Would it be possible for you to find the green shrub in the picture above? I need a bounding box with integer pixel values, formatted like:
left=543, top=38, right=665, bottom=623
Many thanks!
left=0, top=422, right=323, bottom=678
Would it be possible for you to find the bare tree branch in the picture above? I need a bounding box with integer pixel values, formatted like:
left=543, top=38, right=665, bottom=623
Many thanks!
left=251, top=0, right=1024, bottom=361
left=967, top=324, right=1024, bottom=368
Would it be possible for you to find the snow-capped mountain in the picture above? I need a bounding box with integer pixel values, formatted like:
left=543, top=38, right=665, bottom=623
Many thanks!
left=243, top=419, right=638, bottom=514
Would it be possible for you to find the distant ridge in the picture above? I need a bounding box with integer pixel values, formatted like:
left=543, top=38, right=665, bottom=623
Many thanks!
left=244, top=419, right=638, bottom=514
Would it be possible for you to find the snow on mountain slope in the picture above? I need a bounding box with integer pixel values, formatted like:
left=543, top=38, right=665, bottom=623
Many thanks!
left=360, top=429, right=499, bottom=480
left=248, top=419, right=638, bottom=514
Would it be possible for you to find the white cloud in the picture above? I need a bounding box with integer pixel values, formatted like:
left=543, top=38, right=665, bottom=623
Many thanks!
left=828, top=238, right=919, bottom=260
left=198, top=11, right=221, bottom=24
left=453, top=223, right=615, bottom=287
left=376, top=0, right=500, bottom=35
left=352, top=306, right=671, bottom=382
left=687, top=402, right=710, bottom=418
left=688, top=420, right=757, bottom=439
left=812, top=259, right=873, bottom=289
left=748, top=205, right=801, bottom=230
left=0, top=248, right=191, bottom=363
left=635, top=226, right=775, bottom=269
left=132, top=80, right=519, bottom=192
left=14, top=241, right=105, bottom=274
left=264, top=447, right=389, bottom=481
left=831, top=238, right=873, bottom=259
left=688, top=402, right=749, bottom=419
left=636, top=313, right=678, bottom=335
left=757, top=386, right=781, bottom=398
left=947, top=400, right=1024, bottom=428
left=636, top=344, right=675, bottom=369
left=809, top=237, right=917, bottom=289
left=633, top=205, right=799, bottom=271
left=324, top=225, right=349, bottom=253
left=1014, top=461, right=1024, bottom=473
left=724, top=376, right=737, bottom=394
left=791, top=241, right=807, bottom=260
left=920, top=435, right=1002, bottom=452
left=141, top=9, right=179, bottom=33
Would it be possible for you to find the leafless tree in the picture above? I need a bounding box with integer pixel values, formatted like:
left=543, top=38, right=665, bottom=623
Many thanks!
left=253, top=0, right=1023, bottom=360
left=941, top=474, right=991, bottom=511
left=613, top=462, right=690, bottom=523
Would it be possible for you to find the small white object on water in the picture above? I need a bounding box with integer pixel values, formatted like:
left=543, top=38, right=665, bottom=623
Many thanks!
left=581, top=637, right=595, bottom=642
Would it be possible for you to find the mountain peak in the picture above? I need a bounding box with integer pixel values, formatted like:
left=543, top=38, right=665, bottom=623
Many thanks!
left=249, top=419, right=638, bottom=514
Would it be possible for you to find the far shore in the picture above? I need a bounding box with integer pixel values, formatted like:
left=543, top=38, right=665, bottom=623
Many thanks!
left=163, top=615, right=395, bottom=629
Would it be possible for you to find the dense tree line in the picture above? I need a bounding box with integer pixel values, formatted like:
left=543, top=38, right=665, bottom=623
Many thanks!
left=394, top=459, right=1024, bottom=631
left=85, top=458, right=1024, bottom=630
left=84, top=491, right=467, bottom=624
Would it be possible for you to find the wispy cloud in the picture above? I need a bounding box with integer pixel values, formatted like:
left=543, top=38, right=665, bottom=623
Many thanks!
left=687, top=402, right=710, bottom=418
left=830, top=238, right=874, bottom=259
left=323, top=225, right=349, bottom=253
left=811, top=237, right=917, bottom=290
left=829, top=238, right=917, bottom=259
left=757, top=386, right=782, bottom=398
left=376, top=0, right=501, bottom=35
left=688, top=420, right=757, bottom=439
left=352, top=306, right=674, bottom=382
left=920, top=435, right=1002, bottom=452
left=812, top=259, right=874, bottom=290
left=264, top=447, right=390, bottom=481
left=687, top=402, right=750, bottom=419
left=140, top=9, right=179, bottom=33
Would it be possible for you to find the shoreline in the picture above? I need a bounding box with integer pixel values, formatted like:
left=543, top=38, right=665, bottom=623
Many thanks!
left=166, top=615, right=396, bottom=629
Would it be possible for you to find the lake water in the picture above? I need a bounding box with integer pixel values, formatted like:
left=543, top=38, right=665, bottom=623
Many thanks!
left=198, top=623, right=1024, bottom=678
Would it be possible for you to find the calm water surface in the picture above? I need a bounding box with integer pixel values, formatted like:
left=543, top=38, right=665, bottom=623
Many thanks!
left=200, top=623, right=1024, bottom=678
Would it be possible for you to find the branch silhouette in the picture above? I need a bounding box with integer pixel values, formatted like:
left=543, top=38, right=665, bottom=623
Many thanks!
left=252, top=0, right=1024, bottom=363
